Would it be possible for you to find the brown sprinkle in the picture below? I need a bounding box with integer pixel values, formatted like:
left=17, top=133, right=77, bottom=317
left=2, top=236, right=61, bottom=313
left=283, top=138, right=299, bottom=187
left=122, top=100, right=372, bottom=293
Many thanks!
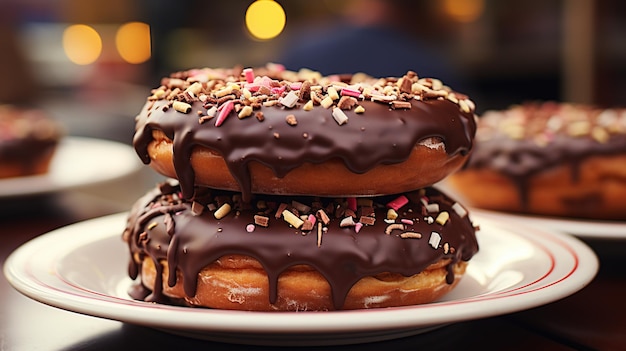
left=317, top=222, right=323, bottom=248
left=317, top=209, right=331, bottom=225
left=359, top=216, right=376, bottom=226
left=285, top=114, right=298, bottom=126
left=385, top=223, right=404, bottom=235
left=400, top=232, right=422, bottom=239
left=254, top=214, right=269, bottom=227
left=390, top=101, right=412, bottom=110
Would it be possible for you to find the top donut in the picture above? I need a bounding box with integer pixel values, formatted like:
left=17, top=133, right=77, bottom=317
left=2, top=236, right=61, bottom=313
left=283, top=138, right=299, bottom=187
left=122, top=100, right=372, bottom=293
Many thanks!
left=133, top=64, right=477, bottom=200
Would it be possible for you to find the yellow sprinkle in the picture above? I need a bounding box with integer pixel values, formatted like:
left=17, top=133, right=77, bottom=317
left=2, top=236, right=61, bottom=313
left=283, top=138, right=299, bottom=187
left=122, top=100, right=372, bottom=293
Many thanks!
left=151, top=89, right=166, bottom=99
left=185, top=82, right=203, bottom=95
left=173, top=101, right=192, bottom=114
left=458, top=99, right=471, bottom=114
left=238, top=105, right=253, bottom=119
left=214, top=86, right=233, bottom=98
left=387, top=208, right=398, bottom=221
left=435, top=211, right=450, bottom=225
left=282, top=209, right=304, bottom=229
left=354, top=105, right=365, bottom=114
left=327, top=86, right=339, bottom=100
left=214, top=203, right=232, bottom=220
left=321, top=96, right=334, bottom=109
left=242, top=88, right=252, bottom=99
left=226, top=82, right=241, bottom=90
left=303, top=100, right=314, bottom=111
left=446, top=93, right=459, bottom=104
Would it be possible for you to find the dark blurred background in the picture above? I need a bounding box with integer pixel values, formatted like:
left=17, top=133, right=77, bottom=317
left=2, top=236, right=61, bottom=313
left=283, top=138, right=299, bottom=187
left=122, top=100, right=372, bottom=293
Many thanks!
left=1, top=0, right=624, bottom=143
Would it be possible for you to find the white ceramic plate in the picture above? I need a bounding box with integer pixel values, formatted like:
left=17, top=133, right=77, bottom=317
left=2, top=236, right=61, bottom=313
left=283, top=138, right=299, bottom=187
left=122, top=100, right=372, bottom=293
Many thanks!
left=0, top=137, right=142, bottom=198
left=4, top=213, right=598, bottom=346
left=472, top=209, right=626, bottom=240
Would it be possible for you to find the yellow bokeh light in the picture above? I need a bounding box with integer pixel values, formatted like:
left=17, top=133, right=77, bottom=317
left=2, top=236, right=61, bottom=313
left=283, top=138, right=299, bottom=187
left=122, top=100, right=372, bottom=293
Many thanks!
left=116, top=22, right=151, bottom=64
left=63, top=24, right=102, bottom=65
left=442, top=0, right=484, bottom=23
left=245, top=0, right=286, bottom=40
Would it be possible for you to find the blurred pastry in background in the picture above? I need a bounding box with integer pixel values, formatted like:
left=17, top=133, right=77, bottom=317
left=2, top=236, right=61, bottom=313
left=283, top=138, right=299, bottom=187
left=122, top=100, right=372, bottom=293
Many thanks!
left=447, top=101, right=626, bottom=220
left=0, top=105, right=63, bottom=178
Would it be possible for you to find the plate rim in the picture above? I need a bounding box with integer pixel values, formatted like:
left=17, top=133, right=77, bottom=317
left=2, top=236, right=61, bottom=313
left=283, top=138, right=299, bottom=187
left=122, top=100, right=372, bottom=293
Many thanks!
left=4, top=212, right=599, bottom=336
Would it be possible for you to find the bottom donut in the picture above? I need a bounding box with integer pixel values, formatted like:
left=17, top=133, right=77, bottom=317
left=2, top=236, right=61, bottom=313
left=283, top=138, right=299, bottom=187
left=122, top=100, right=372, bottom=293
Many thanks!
left=123, top=182, right=479, bottom=311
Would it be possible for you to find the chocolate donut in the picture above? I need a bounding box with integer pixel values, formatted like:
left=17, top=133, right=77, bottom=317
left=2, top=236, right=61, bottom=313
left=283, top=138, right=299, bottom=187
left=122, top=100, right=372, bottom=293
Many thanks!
left=133, top=65, right=477, bottom=201
left=0, top=105, right=62, bottom=178
left=123, top=181, right=479, bottom=311
left=447, top=102, right=626, bottom=220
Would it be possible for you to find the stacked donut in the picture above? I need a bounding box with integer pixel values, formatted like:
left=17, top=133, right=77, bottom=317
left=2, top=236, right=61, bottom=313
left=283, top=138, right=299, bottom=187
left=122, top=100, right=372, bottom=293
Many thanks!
left=123, top=65, right=480, bottom=311
left=447, top=102, right=626, bottom=220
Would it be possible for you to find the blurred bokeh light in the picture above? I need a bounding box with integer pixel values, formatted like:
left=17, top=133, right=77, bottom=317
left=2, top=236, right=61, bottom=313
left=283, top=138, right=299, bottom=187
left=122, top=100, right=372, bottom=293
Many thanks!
left=245, top=0, right=286, bottom=40
left=442, top=0, right=485, bottom=23
left=62, top=24, right=102, bottom=65
left=116, top=22, right=151, bottom=64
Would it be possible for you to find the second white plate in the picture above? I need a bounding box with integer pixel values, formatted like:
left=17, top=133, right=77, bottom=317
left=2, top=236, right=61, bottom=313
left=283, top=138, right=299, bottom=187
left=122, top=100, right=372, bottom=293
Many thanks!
left=473, top=209, right=626, bottom=240
left=0, top=137, right=142, bottom=198
left=4, top=212, right=598, bottom=346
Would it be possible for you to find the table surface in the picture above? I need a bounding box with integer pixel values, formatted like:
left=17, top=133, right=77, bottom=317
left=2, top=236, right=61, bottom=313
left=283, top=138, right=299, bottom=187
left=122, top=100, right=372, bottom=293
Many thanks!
left=1, top=191, right=625, bottom=351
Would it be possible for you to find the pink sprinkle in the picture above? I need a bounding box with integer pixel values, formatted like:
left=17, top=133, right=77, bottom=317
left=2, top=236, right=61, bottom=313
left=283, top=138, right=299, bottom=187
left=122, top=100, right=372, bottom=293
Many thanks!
left=243, top=68, right=255, bottom=83
left=290, top=82, right=302, bottom=90
left=308, top=214, right=317, bottom=226
left=328, top=74, right=341, bottom=82
left=401, top=219, right=414, bottom=225
left=246, top=224, right=255, bottom=233
left=259, top=76, right=272, bottom=87
left=347, top=197, right=357, bottom=212
left=245, top=83, right=260, bottom=92
left=354, top=222, right=363, bottom=233
left=387, top=195, right=409, bottom=211
left=271, top=86, right=286, bottom=95
left=341, top=88, right=361, bottom=98
left=215, top=100, right=234, bottom=127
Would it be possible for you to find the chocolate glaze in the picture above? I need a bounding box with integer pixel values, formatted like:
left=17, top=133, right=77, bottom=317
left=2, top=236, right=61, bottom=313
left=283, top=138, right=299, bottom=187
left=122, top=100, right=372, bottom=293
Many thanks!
left=465, top=103, right=626, bottom=210
left=123, top=182, right=479, bottom=310
left=132, top=69, right=477, bottom=201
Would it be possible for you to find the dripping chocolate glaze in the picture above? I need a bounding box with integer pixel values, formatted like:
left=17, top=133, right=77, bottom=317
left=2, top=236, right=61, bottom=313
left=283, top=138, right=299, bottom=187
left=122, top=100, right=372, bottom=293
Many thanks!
left=465, top=104, right=626, bottom=210
left=133, top=84, right=476, bottom=201
left=123, top=183, right=479, bottom=310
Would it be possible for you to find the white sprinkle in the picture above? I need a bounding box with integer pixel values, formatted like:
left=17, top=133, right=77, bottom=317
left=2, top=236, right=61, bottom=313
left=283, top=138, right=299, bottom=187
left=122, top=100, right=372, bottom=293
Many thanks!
left=451, top=202, right=467, bottom=218
left=425, top=203, right=440, bottom=213
left=332, top=107, right=349, bottom=125
left=429, top=232, right=442, bottom=249
left=340, top=216, right=356, bottom=227
left=279, top=90, right=299, bottom=108
left=206, top=105, right=218, bottom=117
left=246, top=224, right=255, bottom=233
